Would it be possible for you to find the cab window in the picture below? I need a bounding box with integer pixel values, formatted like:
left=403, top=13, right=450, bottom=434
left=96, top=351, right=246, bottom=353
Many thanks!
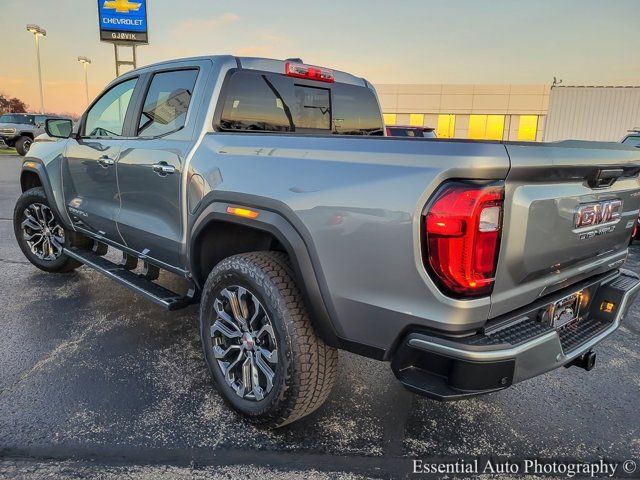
left=622, top=135, right=640, bottom=148
left=83, top=78, right=137, bottom=138
left=217, top=70, right=383, bottom=135
left=137, top=69, right=199, bottom=137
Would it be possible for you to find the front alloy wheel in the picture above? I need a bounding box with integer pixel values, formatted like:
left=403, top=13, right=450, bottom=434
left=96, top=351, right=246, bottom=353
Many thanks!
left=13, top=187, right=89, bottom=273
left=21, top=203, right=65, bottom=261
left=211, top=286, right=278, bottom=401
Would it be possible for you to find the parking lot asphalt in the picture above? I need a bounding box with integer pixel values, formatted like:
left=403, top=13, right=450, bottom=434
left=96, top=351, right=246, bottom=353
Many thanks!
left=0, top=154, right=639, bottom=479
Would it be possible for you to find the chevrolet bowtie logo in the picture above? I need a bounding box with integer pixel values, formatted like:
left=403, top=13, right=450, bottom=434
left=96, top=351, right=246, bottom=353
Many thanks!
left=103, top=0, right=141, bottom=14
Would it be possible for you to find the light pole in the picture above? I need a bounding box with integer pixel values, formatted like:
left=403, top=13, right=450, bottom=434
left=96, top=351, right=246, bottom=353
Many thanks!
left=77, top=57, right=91, bottom=107
left=26, top=24, right=46, bottom=114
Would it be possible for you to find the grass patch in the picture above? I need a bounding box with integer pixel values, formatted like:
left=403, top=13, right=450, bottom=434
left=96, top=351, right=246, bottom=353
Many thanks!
left=0, top=148, right=16, bottom=155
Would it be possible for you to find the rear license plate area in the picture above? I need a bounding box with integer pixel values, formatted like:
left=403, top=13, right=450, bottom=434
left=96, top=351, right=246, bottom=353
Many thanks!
left=550, top=292, right=581, bottom=328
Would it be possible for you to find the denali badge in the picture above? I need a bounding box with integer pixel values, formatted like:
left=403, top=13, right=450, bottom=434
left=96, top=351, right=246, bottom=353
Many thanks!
left=574, top=199, right=622, bottom=229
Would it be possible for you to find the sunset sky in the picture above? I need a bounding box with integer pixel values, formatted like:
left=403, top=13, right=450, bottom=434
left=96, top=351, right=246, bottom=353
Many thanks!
left=1, top=0, right=639, bottom=116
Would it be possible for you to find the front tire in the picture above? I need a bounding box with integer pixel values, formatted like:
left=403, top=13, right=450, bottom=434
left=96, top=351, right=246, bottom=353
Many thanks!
left=13, top=187, right=89, bottom=273
left=199, top=251, right=338, bottom=428
left=15, top=136, right=33, bottom=156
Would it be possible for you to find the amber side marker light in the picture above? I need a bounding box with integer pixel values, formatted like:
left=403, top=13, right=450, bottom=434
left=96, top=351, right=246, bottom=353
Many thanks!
left=24, top=161, right=37, bottom=168
left=226, top=206, right=260, bottom=219
left=600, top=301, right=615, bottom=313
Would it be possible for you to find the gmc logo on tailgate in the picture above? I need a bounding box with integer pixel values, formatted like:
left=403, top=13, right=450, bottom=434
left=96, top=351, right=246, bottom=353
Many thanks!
left=574, top=199, right=622, bottom=229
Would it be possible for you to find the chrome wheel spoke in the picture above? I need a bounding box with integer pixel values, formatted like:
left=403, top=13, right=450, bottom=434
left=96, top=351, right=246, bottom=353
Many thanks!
left=50, top=235, right=64, bottom=254
left=222, top=288, right=249, bottom=331
left=256, top=324, right=275, bottom=341
left=240, top=355, right=252, bottom=397
left=211, top=319, right=243, bottom=340
left=249, top=352, right=265, bottom=401
left=249, top=294, right=262, bottom=328
left=213, top=343, right=241, bottom=360
left=257, top=345, right=278, bottom=363
left=214, top=298, right=238, bottom=329
left=210, top=284, right=278, bottom=402
left=23, top=231, right=43, bottom=242
left=255, top=350, right=275, bottom=392
left=21, top=216, right=42, bottom=232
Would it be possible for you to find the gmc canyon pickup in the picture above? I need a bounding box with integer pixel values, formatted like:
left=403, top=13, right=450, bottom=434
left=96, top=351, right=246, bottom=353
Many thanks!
left=13, top=55, right=640, bottom=427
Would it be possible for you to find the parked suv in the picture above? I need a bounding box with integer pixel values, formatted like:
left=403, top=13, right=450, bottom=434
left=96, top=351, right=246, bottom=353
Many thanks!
left=13, top=56, right=640, bottom=427
left=0, top=113, right=60, bottom=155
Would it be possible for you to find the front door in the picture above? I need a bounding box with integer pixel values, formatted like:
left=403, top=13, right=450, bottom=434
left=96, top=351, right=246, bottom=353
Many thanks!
left=62, top=77, right=138, bottom=242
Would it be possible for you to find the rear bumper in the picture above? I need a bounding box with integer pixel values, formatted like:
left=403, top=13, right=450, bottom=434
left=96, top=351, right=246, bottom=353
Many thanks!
left=391, top=269, right=640, bottom=400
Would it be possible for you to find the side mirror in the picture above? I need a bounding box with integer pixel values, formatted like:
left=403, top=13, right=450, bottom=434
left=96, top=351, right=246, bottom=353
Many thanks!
left=45, top=118, right=73, bottom=139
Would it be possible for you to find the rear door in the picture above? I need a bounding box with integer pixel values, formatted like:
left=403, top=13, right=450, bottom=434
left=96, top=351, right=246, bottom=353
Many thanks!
left=62, top=77, right=140, bottom=241
left=490, top=141, right=640, bottom=317
left=115, top=64, right=204, bottom=269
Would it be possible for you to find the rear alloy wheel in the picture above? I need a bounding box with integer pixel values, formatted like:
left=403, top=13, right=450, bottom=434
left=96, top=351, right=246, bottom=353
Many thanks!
left=211, top=285, right=278, bottom=401
left=200, top=251, right=338, bottom=428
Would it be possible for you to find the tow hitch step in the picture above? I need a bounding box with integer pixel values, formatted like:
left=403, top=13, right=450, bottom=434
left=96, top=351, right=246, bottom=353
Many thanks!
left=64, top=246, right=195, bottom=311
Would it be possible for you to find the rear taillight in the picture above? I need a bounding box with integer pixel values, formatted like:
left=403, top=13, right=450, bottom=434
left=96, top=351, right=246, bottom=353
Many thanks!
left=285, top=62, right=334, bottom=83
left=424, top=182, right=504, bottom=297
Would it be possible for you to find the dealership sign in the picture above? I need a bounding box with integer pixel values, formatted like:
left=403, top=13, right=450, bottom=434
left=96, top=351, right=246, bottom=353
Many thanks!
left=98, top=0, right=148, bottom=44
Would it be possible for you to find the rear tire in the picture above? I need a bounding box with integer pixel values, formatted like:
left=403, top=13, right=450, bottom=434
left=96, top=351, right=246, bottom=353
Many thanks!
left=15, top=136, right=32, bottom=156
left=13, top=187, right=91, bottom=273
left=199, top=251, right=338, bottom=428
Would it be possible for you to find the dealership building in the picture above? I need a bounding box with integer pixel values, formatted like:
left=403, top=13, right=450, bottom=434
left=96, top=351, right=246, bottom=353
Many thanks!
left=376, top=84, right=640, bottom=142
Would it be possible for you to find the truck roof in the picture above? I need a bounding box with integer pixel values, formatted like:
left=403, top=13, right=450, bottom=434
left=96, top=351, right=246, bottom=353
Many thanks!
left=122, top=55, right=369, bottom=88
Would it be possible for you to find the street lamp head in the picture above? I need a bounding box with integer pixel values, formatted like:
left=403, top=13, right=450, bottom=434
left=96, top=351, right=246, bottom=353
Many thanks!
left=26, top=24, right=46, bottom=36
left=78, top=56, right=92, bottom=65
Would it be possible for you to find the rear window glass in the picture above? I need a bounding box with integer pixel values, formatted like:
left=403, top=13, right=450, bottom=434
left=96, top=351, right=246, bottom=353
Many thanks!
left=293, top=85, right=330, bottom=130
left=218, top=70, right=382, bottom=135
left=219, top=72, right=290, bottom=132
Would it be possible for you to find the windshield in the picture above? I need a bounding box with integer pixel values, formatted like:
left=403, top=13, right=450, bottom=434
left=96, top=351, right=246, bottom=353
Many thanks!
left=0, top=114, right=34, bottom=125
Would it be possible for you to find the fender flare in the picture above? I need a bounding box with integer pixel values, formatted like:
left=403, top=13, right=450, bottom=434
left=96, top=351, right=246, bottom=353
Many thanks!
left=189, top=194, right=342, bottom=348
left=20, top=162, right=72, bottom=229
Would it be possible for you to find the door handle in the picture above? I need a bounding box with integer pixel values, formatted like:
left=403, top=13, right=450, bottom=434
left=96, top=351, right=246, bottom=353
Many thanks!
left=152, top=162, right=176, bottom=176
left=97, top=156, right=115, bottom=168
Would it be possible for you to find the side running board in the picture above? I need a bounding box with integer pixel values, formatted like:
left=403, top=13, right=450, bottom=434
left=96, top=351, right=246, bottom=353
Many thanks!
left=64, top=246, right=196, bottom=311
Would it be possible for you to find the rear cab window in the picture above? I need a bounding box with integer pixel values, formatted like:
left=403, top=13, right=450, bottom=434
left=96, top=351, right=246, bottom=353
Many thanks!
left=217, top=70, right=383, bottom=136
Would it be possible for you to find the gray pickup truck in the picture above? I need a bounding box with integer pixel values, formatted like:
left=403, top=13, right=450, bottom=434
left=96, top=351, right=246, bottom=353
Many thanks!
left=13, top=55, right=640, bottom=427
left=0, top=113, right=55, bottom=155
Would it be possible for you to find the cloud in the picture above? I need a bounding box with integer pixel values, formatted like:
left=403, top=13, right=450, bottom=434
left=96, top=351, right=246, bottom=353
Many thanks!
left=172, top=12, right=240, bottom=36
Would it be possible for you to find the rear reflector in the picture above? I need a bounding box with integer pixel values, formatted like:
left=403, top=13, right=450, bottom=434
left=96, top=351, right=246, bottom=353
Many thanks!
left=285, top=62, right=334, bottom=83
left=424, top=182, right=504, bottom=297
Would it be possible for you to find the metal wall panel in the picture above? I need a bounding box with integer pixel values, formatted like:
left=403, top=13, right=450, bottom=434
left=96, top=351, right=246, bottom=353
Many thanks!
left=544, top=86, right=640, bottom=142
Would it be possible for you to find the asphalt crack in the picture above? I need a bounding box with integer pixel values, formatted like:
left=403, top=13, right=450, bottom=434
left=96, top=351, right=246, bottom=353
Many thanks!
left=0, top=258, right=30, bottom=266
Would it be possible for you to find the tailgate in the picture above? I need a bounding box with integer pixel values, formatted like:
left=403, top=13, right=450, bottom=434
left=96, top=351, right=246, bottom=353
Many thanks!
left=490, top=141, right=640, bottom=318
